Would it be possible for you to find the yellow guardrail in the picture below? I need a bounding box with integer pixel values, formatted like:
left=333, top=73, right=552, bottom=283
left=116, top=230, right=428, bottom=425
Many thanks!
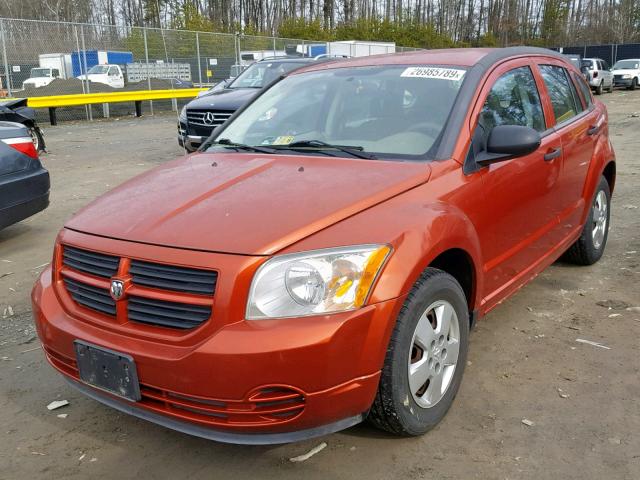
left=25, top=88, right=208, bottom=125
left=26, top=88, right=207, bottom=108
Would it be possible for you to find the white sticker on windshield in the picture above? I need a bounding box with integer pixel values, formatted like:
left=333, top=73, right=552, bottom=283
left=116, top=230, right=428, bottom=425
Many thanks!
left=401, top=67, right=466, bottom=81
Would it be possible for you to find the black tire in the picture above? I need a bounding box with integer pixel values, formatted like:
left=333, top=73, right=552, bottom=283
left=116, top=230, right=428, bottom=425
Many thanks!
left=563, top=176, right=611, bottom=265
left=608, top=81, right=614, bottom=93
left=630, top=78, right=638, bottom=91
left=595, top=81, right=603, bottom=95
left=368, top=268, right=469, bottom=436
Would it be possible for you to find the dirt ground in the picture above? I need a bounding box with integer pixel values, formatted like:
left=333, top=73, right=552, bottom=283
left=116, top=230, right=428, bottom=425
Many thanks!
left=0, top=92, right=639, bottom=480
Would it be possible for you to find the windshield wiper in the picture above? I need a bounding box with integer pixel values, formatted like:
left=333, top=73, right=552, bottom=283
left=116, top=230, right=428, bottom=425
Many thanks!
left=271, top=140, right=377, bottom=160
left=212, top=138, right=276, bottom=154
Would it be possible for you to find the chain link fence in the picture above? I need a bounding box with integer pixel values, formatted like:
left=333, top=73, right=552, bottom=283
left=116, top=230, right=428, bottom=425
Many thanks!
left=555, top=43, right=640, bottom=67
left=0, top=18, right=420, bottom=123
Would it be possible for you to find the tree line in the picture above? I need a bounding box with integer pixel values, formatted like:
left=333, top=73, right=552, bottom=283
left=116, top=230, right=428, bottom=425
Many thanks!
left=1, top=0, right=639, bottom=48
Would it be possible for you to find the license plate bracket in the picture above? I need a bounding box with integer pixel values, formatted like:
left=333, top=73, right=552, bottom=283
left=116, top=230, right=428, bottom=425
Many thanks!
left=74, top=340, right=141, bottom=402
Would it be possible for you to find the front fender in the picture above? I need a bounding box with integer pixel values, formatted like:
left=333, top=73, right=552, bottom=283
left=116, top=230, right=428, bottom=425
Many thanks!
left=281, top=174, right=484, bottom=310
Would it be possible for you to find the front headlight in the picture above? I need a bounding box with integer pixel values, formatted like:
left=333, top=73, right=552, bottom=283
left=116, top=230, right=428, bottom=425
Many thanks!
left=623, top=74, right=632, bottom=79
left=246, top=245, right=391, bottom=320
left=179, top=105, right=187, bottom=122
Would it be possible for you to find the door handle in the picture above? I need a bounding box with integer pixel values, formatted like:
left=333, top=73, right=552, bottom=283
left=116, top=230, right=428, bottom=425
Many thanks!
left=544, top=148, right=561, bottom=161
left=587, top=124, right=600, bottom=135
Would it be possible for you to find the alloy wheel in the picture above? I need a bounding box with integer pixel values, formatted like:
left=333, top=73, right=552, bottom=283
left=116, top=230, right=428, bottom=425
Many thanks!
left=408, top=300, right=460, bottom=408
left=592, top=189, right=608, bottom=249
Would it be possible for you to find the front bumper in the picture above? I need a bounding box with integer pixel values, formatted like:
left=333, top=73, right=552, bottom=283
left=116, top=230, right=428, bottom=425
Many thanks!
left=32, top=248, right=401, bottom=442
left=614, top=78, right=633, bottom=87
left=177, top=121, right=208, bottom=152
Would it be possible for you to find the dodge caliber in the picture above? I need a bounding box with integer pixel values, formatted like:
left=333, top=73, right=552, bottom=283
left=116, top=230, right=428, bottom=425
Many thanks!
left=32, top=47, right=615, bottom=444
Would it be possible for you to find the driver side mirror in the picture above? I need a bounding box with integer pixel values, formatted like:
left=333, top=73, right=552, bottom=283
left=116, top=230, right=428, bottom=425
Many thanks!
left=476, top=125, right=541, bottom=166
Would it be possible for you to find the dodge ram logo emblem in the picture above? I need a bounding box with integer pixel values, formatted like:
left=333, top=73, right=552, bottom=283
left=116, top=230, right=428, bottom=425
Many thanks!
left=110, top=280, right=124, bottom=301
left=203, top=112, right=216, bottom=125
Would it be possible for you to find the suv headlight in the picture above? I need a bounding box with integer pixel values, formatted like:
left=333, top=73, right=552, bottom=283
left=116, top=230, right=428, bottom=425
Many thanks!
left=179, top=105, right=187, bottom=123
left=246, top=245, right=391, bottom=320
left=623, top=74, right=632, bottom=79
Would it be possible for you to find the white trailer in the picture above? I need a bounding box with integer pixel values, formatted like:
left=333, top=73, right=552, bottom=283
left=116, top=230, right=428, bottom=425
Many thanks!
left=327, top=41, right=396, bottom=57
left=38, top=53, right=72, bottom=78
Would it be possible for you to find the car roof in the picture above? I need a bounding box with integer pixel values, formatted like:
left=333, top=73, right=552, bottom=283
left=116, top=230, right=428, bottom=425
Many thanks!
left=258, top=57, right=323, bottom=64
left=292, top=46, right=568, bottom=75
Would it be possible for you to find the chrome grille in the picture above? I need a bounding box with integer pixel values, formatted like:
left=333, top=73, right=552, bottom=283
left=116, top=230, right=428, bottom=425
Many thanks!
left=186, top=109, right=234, bottom=127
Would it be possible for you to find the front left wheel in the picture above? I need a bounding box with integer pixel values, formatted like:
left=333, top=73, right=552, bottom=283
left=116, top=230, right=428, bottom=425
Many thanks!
left=368, top=268, right=469, bottom=436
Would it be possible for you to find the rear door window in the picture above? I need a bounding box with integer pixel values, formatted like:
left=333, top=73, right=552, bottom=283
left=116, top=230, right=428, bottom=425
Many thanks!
left=572, top=73, right=593, bottom=109
left=479, top=66, right=546, bottom=133
left=539, top=65, right=580, bottom=124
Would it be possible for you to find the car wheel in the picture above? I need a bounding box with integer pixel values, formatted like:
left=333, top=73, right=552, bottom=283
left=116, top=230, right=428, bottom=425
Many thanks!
left=28, top=127, right=44, bottom=152
left=630, top=78, right=638, bottom=91
left=563, top=176, right=611, bottom=265
left=608, top=81, right=614, bottom=93
left=368, top=268, right=469, bottom=436
left=595, top=81, right=603, bottom=95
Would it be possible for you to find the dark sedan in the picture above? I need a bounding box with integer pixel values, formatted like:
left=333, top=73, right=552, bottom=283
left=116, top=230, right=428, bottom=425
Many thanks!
left=178, top=57, right=332, bottom=152
left=0, top=122, right=50, bottom=230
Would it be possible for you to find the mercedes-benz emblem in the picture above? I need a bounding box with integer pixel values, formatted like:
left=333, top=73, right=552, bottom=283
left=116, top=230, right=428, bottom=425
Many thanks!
left=203, top=112, right=216, bottom=125
left=110, top=280, right=124, bottom=301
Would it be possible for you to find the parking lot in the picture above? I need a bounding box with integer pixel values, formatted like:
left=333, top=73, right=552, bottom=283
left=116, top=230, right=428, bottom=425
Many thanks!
left=1, top=91, right=639, bottom=479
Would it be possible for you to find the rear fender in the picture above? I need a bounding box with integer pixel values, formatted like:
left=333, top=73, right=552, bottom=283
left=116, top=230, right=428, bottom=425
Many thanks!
left=581, top=105, right=615, bottom=224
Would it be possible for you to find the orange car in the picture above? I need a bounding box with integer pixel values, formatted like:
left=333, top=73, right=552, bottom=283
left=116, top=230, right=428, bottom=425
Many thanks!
left=32, top=47, right=615, bottom=444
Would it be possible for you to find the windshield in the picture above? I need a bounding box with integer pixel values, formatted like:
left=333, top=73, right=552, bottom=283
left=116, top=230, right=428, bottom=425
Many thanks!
left=613, top=60, right=639, bottom=70
left=229, top=61, right=309, bottom=89
left=211, top=65, right=466, bottom=159
left=87, top=65, right=110, bottom=75
left=31, top=68, right=52, bottom=77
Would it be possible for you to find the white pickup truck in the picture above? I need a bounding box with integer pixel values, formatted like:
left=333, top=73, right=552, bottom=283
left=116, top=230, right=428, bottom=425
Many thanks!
left=77, top=64, right=125, bottom=89
left=22, top=68, right=61, bottom=89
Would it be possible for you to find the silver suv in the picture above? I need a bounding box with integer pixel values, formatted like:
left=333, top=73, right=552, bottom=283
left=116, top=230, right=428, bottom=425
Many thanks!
left=582, top=58, right=614, bottom=94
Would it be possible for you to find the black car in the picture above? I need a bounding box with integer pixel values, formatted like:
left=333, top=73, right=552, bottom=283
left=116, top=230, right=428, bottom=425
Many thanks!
left=0, top=122, right=50, bottom=230
left=178, top=57, right=331, bottom=152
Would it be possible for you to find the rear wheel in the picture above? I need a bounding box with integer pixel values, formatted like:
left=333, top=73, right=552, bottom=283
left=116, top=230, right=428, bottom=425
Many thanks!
left=563, top=176, right=610, bottom=265
left=28, top=127, right=44, bottom=152
left=595, top=81, right=603, bottom=95
left=368, top=268, right=469, bottom=436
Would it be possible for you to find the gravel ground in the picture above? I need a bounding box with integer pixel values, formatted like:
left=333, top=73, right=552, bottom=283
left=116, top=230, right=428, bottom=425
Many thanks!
left=0, top=92, right=639, bottom=479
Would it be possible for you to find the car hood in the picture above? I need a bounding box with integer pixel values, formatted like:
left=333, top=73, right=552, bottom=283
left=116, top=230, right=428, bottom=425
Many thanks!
left=186, top=87, right=259, bottom=111
left=65, top=153, right=431, bottom=255
left=612, top=69, right=638, bottom=75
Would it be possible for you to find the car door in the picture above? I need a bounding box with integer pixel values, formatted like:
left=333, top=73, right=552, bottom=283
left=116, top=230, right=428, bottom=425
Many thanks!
left=470, top=59, right=564, bottom=302
left=600, top=59, right=613, bottom=87
left=535, top=61, right=599, bottom=236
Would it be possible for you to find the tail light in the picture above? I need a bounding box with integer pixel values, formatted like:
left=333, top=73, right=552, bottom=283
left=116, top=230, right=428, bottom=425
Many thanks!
left=2, top=137, right=38, bottom=159
left=593, top=71, right=598, bottom=78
